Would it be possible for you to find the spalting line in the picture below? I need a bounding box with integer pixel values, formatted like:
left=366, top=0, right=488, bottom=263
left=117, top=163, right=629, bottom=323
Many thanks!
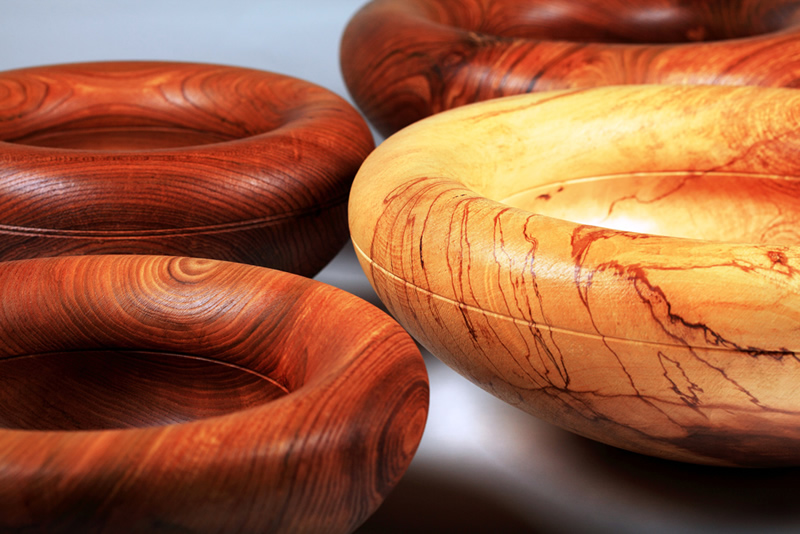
left=658, top=351, right=704, bottom=408
left=463, top=86, right=593, bottom=124
left=570, top=227, right=792, bottom=408
left=355, top=241, right=794, bottom=433
left=494, top=210, right=571, bottom=387
left=352, top=238, right=796, bottom=355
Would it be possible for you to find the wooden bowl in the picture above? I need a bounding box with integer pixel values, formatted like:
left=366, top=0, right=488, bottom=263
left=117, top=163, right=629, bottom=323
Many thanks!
left=0, top=254, right=428, bottom=533
left=341, top=0, right=800, bottom=136
left=0, top=61, right=374, bottom=276
left=349, top=84, right=800, bottom=467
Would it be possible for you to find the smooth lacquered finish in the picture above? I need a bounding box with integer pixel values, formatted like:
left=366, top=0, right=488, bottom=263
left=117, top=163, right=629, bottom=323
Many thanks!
left=0, top=61, right=374, bottom=276
left=349, top=85, right=800, bottom=467
left=0, top=255, right=428, bottom=533
left=341, top=0, right=800, bottom=136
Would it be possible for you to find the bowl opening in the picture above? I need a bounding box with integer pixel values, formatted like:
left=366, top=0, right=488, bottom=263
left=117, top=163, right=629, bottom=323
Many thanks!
left=9, top=124, right=240, bottom=150
left=0, top=350, right=289, bottom=431
left=501, top=171, right=800, bottom=244
left=441, top=0, right=800, bottom=44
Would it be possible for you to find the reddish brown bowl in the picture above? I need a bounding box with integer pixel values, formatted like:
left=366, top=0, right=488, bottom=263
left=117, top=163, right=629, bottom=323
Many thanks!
left=0, top=61, right=374, bottom=276
left=341, top=0, right=800, bottom=136
left=0, top=254, right=428, bottom=533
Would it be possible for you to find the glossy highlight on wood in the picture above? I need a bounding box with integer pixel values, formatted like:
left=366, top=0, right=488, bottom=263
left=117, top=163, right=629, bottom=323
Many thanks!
left=0, top=61, right=375, bottom=276
left=0, top=255, right=428, bottom=533
left=349, top=85, right=800, bottom=466
left=341, top=0, right=800, bottom=136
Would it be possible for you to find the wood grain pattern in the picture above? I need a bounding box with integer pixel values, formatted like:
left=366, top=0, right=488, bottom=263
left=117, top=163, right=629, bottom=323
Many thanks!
left=0, top=255, right=428, bottom=533
left=0, top=61, right=375, bottom=276
left=349, top=85, right=800, bottom=466
left=341, top=0, right=800, bottom=136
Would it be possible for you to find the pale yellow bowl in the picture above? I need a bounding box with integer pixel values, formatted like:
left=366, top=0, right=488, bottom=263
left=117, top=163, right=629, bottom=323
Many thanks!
left=349, top=84, right=800, bottom=466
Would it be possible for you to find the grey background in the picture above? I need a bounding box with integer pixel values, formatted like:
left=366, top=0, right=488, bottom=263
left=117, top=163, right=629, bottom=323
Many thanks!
left=3, top=2, right=800, bottom=532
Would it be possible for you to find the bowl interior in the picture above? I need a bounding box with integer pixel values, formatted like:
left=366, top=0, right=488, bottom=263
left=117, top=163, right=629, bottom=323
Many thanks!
left=501, top=171, right=800, bottom=245
left=0, top=350, right=288, bottom=431
left=12, top=125, right=238, bottom=151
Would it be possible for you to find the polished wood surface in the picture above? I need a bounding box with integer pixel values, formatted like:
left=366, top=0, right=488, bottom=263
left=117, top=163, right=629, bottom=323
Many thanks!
left=349, top=85, right=800, bottom=466
left=341, top=0, right=800, bottom=136
left=0, top=255, right=428, bottom=533
left=0, top=61, right=374, bottom=276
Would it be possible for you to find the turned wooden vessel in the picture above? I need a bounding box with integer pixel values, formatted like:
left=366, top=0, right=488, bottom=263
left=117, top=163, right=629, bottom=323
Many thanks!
left=0, top=61, right=374, bottom=276
left=341, top=0, right=800, bottom=136
left=0, top=255, right=428, bottom=533
left=349, top=84, right=800, bottom=466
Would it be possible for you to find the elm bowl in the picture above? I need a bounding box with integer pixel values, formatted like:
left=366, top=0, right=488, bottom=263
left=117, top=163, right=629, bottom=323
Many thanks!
left=0, top=61, right=374, bottom=276
left=0, top=254, right=428, bottom=533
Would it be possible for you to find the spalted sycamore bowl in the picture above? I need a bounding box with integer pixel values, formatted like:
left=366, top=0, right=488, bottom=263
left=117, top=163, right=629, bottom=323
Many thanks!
left=350, top=84, right=800, bottom=466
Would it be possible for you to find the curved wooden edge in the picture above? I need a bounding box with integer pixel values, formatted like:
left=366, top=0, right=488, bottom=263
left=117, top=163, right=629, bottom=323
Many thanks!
left=340, top=0, right=800, bottom=136
left=0, top=255, right=428, bottom=533
left=348, top=85, right=800, bottom=465
left=0, top=198, right=350, bottom=277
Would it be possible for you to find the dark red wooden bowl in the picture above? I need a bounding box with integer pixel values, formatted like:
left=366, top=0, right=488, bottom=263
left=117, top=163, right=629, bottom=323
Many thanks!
left=0, top=61, right=374, bottom=276
left=0, top=255, right=428, bottom=533
left=341, top=0, right=800, bottom=137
